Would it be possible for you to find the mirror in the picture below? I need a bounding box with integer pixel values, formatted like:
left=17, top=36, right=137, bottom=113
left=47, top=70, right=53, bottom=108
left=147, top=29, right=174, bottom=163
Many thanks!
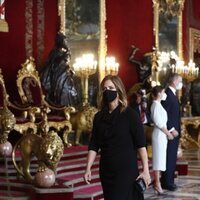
left=159, top=12, right=177, bottom=53
left=189, top=28, right=200, bottom=67
left=64, top=0, right=99, bottom=63
left=188, top=28, right=200, bottom=116
left=58, top=0, right=106, bottom=106
left=58, top=0, right=106, bottom=83
left=151, top=0, right=185, bottom=86
left=153, top=0, right=185, bottom=59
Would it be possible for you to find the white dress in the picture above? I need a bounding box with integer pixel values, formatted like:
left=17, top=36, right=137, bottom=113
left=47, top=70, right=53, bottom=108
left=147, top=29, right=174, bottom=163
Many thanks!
left=151, top=100, right=168, bottom=171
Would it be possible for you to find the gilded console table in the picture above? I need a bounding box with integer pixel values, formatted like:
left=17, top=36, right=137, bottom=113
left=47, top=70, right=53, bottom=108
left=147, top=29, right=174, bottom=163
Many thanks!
left=180, top=117, right=200, bottom=149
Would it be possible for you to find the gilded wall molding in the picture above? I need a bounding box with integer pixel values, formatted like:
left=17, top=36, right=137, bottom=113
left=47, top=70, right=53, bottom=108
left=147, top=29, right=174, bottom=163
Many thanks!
left=58, top=0, right=65, bottom=34
left=152, top=0, right=159, bottom=50
left=189, top=28, right=200, bottom=60
left=98, top=0, right=107, bottom=82
left=152, top=0, right=185, bottom=59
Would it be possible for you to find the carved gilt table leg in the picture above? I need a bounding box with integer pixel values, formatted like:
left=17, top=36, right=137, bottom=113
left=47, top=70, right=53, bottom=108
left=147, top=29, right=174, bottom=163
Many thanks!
left=180, top=117, right=200, bottom=149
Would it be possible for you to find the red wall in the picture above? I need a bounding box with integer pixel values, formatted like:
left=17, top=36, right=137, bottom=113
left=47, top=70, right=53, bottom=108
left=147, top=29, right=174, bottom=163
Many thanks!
left=106, top=0, right=154, bottom=89
left=0, top=0, right=59, bottom=101
left=0, top=0, right=26, bottom=98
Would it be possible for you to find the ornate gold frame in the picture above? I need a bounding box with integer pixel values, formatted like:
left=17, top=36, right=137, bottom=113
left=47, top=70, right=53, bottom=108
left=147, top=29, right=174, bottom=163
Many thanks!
left=153, top=0, right=185, bottom=59
left=58, top=0, right=107, bottom=82
left=189, top=27, right=200, bottom=60
left=180, top=117, right=200, bottom=149
left=0, top=19, right=8, bottom=32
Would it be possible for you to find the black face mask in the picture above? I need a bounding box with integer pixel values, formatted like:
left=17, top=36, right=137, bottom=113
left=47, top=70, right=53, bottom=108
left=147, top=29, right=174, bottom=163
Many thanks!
left=103, top=90, right=117, bottom=103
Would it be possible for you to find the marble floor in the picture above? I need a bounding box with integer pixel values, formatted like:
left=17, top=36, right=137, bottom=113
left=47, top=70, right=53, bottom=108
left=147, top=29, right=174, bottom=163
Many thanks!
left=144, top=149, right=200, bottom=200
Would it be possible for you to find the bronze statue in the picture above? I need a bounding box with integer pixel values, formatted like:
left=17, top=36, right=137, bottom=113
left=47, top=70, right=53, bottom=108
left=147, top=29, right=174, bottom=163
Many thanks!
left=70, top=105, right=98, bottom=145
left=40, top=32, right=81, bottom=106
left=128, top=45, right=152, bottom=90
left=129, top=45, right=152, bottom=82
left=12, top=121, right=64, bottom=183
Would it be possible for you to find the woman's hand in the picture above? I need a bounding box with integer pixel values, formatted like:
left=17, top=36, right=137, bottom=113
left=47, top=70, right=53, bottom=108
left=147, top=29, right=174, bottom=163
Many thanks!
left=84, top=169, right=92, bottom=184
left=137, top=147, right=151, bottom=188
left=136, top=170, right=151, bottom=188
left=171, top=129, right=179, bottom=137
left=162, top=128, right=174, bottom=140
left=167, top=133, right=174, bottom=140
left=84, top=150, right=97, bottom=184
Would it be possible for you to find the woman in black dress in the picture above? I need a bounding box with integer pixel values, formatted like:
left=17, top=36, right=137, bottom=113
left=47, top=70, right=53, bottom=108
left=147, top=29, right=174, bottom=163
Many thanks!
left=84, top=75, right=151, bottom=200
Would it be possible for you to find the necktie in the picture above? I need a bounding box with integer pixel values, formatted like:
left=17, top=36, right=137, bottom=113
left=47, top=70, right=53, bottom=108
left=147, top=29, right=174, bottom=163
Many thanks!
left=140, top=106, right=145, bottom=123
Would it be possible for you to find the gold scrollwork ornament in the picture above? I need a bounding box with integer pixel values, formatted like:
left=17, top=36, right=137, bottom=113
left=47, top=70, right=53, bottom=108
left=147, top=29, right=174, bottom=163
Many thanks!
left=152, top=0, right=185, bottom=59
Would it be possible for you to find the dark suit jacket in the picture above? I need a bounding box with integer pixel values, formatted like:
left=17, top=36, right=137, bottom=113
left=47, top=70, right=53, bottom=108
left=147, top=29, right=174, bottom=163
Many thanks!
left=161, top=87, right=181, bottom=134
left=130, top=101, right=152, bottom=125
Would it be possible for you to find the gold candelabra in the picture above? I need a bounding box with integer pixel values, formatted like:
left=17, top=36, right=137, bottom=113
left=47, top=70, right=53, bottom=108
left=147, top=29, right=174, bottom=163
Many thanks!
left=105, top=56, right=119, bottom=76
left=73, top=55, right=119, bottom=104
left=152, top=51, right=199, bottom=85
left=172, top=59, right=199, bottom=82
left=73, top=54, right=97, bottom=105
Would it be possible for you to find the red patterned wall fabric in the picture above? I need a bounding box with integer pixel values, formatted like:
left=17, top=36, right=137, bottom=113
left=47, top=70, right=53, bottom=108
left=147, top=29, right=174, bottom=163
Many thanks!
left=25, top=0, right=33, bottom=58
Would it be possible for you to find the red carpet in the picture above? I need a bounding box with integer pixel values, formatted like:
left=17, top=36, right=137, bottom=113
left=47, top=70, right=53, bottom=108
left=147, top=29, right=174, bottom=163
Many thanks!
left=0, top=145, right=188, bottom=200
left=0, top=145, right=101, bottom=200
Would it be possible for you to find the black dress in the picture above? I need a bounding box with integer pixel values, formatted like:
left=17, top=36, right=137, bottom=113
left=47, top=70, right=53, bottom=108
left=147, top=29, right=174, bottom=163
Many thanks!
left=89, top=106, right=146, bottom=200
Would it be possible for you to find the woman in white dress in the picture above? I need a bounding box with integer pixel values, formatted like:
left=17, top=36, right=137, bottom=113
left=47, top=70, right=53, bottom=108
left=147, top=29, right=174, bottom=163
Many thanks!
left=151, top=86, right=174, bottom=194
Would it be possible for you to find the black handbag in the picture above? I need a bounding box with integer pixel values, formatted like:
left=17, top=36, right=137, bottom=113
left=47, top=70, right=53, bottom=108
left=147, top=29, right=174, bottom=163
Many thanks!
left=135, top=178, right=146, bottom=193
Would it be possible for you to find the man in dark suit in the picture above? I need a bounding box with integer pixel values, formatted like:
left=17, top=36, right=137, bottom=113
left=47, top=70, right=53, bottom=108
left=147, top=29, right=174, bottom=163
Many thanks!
left=161, top=73, right=183, bottom=191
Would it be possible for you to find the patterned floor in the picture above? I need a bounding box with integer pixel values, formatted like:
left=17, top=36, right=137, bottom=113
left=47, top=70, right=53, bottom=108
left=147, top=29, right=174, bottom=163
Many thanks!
left=144, top=149, right=200, bottom=200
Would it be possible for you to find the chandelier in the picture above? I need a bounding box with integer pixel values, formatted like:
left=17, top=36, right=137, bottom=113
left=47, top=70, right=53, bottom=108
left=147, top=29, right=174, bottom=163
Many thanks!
left=73, top=54, right=119, bottom=104
left=155, top=51, right=199, bottom=82
left=105, top=57, right=119, bottom=76
left=171, top=59, right=199, bottom=82
left=73, top=54, right=97, bottom=78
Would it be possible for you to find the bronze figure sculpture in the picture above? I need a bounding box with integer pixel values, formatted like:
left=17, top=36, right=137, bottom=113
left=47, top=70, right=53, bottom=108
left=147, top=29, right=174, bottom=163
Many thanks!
left=40, top=32, right=80, bottom=106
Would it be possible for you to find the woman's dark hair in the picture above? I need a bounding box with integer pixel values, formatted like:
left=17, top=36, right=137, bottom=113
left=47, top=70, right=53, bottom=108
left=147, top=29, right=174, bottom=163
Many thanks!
left=151, top=85, right=164, bottom=98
